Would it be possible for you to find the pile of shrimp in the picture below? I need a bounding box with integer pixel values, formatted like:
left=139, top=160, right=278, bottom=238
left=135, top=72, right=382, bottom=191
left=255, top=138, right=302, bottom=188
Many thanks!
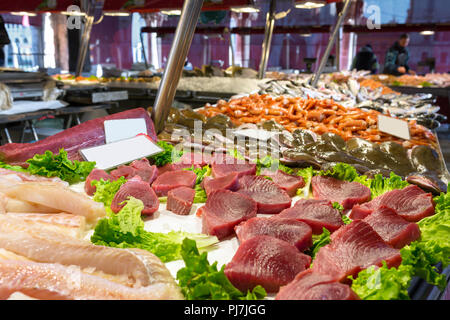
left=197, top=94, right=436, bottom=149
left=359, top=78, right=399, bottom=95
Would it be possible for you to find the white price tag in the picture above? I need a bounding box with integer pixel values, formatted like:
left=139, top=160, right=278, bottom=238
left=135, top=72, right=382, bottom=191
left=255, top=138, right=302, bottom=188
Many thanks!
left=378, top=115, right=411, bottom=140
left=234, top=129, right=278, bottom=141
left=104, top=118, right=148, bottom=144
left=79, top=134, right=162, bottom=170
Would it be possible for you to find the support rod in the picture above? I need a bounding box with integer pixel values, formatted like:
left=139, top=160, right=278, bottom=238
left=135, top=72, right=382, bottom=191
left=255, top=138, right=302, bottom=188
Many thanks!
left=75, top=0, right=104, bottom=77
left=311, top=0, right=352, bottom=87
left=258, top=0, right=276, bottom=79
left=151, top=0, right=204, bottom=133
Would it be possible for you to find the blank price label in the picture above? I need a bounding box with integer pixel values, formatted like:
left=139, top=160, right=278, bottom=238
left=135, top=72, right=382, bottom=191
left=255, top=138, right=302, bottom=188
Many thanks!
left=378, top=115, right=411, bottom=140
left=104, top=118, right=148, bottom=144
left=79, top=135, right=162, bottom=170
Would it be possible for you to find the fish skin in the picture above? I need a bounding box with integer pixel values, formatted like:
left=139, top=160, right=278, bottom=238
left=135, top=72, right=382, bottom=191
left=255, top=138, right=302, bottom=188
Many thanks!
left=0, top=215, right=176, bottom=288
left=0, top=182, right=105, bottom=223
left=0, top=259, right=183, bottom=300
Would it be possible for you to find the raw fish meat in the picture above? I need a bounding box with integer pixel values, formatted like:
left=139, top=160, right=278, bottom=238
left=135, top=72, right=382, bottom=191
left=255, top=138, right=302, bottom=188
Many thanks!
left=224, top=235, right=311, bottom=292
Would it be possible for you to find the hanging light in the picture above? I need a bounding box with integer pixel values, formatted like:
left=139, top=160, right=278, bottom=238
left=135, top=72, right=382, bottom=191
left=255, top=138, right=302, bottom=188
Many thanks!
left=300, top=33, right=312, bottom=37
left=230, top=5, right=260, bottom=13
left=160, top=9, right=182, bottom=15
left=104, top=12, right=130, bottom=16
left=294, top=0, right=327, bottom=9
left=420, top=30, right=435, bottom=36
left=11, top=12, right=37, bottom=17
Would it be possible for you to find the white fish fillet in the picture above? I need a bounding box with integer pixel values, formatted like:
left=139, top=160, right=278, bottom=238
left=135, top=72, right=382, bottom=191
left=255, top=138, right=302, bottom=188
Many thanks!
left=0, top=194, right=61, bottom=214
left=0, top=259, right=183, bottom=300
left=0, top=215, right=177, bottom=288
left=0, top=168, right=68, bottom=186
left=5, top=213, right=86, bottom=239
left=0, top=182, right=105, bottom=223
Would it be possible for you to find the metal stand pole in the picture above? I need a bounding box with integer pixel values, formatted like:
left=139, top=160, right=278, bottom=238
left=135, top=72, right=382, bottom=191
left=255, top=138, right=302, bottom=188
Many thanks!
left=311, top=0, right=352, bottom=87
left=258, top=0, right=276, bottom=79
left=75, top=0, right=104, bottom=77
left=140, top=31, right=149, bottom=69
left=151, top=0, right=204, bottom=133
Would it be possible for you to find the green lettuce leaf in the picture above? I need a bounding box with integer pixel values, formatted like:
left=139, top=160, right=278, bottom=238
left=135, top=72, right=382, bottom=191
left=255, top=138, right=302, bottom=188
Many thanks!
left=25, top=149, right=95, bottom=184
left=255, top=155, right=293, bottom=175
left=0, top=162, right=28, bottom=173
left=369, top=172, right=409, bottom=199
left=149, top=141, right=183, bottom=167
left=183, top=165, right=211, bottom=203
left=400, top=241, right=447, bottom=291
left=176, top=238, right=266, bottom=300
left=350, top=262, right=412, bottom=300
left=305, top=227, right=331, bottom=260
left=296, top=166, right=314, bottom=198
left=342, top=215, right=352, bottom=225
left=91, top=176, right=127, bottom=208
left=91, top=197, right=218, bottom=262
left=332, top=202, right=344, bottom=211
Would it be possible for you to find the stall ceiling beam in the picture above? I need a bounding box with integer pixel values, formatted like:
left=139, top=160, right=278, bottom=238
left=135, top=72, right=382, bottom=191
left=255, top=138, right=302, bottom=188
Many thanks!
left=151, top=0, right=204, bottom=134
left=142, top=23, right=450, bottom=35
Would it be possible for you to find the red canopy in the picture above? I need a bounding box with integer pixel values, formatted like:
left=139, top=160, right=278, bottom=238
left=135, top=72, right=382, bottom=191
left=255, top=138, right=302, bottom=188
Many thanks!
left=0, top=0, right=253, bottom=13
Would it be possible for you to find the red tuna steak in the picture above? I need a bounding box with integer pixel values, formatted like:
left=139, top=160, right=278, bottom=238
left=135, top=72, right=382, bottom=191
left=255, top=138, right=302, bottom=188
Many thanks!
left=237, top=175, right=291, bottom=214
left=200, top=190, right=257, bottom=240
left=311, top=176, right=371, bottom=209
left=84, top=169, right=112, bottom=196
left=312, top=220, right=402, bottom=282
left=151, top=170, right=197, bottom=197
left=111, top=176, right=159, bottom=215
left=260, top=169, right=305, bottom=197
left=224, top=235, right=311, bottom=293
left=166, top=186, right=195, bottom=215
left=276, top=199, right=343, bottom=234
left=202, top=172, right=240, bottom=196
left=235, top=217, right=313, bottom=252
left=362, top=206, right=421, bottom=249
left=276, top=269, right=360, bottom=300
left=350, top=185, right=435, bottom=222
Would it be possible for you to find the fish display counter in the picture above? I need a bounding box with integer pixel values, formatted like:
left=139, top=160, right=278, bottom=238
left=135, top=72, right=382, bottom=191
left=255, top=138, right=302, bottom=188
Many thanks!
left=0, top=76, right=448, bottom=300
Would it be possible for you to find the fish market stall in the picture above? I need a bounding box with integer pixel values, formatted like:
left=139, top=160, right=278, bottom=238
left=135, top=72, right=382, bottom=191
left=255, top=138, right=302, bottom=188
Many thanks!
left=0, top=0, right=449, bottom=304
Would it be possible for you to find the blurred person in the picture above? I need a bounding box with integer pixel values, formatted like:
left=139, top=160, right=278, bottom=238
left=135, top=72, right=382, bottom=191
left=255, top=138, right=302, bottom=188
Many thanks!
left=0, top=15, right=11, bottom=66
left=383, top=33, right=416, bottom=76
left=351, top=44, right=379, bottom=74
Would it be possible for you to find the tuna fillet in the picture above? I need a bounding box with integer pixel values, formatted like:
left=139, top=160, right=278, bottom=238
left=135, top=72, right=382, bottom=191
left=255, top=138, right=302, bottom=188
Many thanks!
left=211, top=155, right=256, bottom=178
left=200, top=190, right=257, bottom=240
left=151, top=170, right=197, bottom=197
left=275, top=269, right=360, bottom=300
left=235, top=217, right=313, bottom=252
left=110, top=165, right=137, bottom=180
left=312, top=220, right=402, bottom=282
left=0, top=108, right=157, bottom=167
left=276, top=199, right=344, bottom=234
left=202, top=172, right=240, bottom=196
left=85, top=169, right=112, bottom=196
left=224, top=235, right=311, bottom=293
left=166, top=186, right=195, bottom=215
left=350, top=185, right=435, bottom=222
left=157, top=163, right=201, bottom=176
left=111, top=176, right=159, bottom=215
left=311, top=176, right=371, bottom=209
left=362, top=206, right=421, bottom=249
left=260, top=169, right=305, bottom=197
left=237, top=175, right=292, bottom=214
left=130, top=158, right=158, bottom=185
